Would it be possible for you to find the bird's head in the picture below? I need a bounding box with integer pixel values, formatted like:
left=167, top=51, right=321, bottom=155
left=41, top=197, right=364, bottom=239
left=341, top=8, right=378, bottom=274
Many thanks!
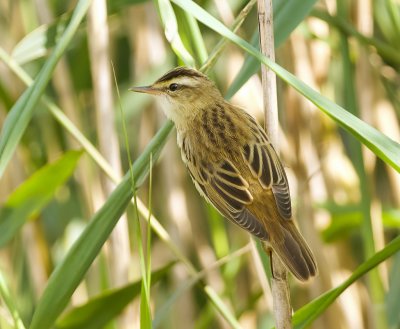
left=129, top=67, right=224, bottom=127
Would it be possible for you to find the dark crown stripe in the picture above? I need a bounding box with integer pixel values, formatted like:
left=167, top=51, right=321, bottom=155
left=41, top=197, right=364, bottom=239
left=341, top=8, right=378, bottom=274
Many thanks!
left=156, top=67, right=204, bottom=83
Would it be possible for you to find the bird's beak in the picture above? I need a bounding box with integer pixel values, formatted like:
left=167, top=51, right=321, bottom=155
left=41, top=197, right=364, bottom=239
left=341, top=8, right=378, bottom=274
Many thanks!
left=129, top=85, right=161, bottom=95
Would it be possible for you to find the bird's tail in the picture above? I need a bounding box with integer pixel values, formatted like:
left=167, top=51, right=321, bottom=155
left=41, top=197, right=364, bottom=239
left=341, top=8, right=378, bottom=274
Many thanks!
left=264, top=222, right=317, bottom=282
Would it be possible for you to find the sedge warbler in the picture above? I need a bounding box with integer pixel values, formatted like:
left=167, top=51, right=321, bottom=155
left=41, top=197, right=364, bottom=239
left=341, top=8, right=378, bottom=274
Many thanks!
left=130, top=67, right=317, bottom=281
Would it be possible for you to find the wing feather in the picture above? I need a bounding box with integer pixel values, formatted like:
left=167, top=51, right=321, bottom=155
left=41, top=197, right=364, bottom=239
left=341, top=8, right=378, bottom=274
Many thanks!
left=242, top=116, right=292, bottom=220
left=185, top=155, right=268, bottom=240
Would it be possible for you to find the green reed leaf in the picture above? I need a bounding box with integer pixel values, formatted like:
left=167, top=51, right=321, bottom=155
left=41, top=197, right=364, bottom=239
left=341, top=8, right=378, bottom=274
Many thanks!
left=55, top=262, right=175, bottom=329
left=0, top=150, right=82, bottom=247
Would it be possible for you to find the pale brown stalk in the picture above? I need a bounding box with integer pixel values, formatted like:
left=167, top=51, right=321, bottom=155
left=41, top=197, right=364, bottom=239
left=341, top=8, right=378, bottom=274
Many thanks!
left=257, top=0, right=292, bottom=328
left=87, top=0, right=131, bottom=327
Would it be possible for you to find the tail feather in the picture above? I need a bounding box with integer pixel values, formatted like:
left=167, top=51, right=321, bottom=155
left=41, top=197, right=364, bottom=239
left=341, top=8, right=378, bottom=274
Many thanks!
left=266, top=223, right=317, bottom=282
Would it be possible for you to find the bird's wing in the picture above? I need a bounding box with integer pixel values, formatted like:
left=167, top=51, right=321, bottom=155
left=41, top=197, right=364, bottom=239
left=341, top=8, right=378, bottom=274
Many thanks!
left=241, top=113, right=292, bottom=220
left=186, top=158, right=269, bottom=241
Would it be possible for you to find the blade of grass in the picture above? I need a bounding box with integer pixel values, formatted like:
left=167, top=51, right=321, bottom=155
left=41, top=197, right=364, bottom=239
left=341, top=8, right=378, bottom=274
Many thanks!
left=114, top=60, right=152, bottom=326
left=154, top=0, right=195, bottom=67
left=116, top=62, right=153, bottom=328
left=181, top=10, right=208, bottom=64
left=273, top=0, right=318, bottom=46
left=107, top=0, right=149, bottom=14
left=145, top=154, right=153, bottom=320
left=172, top=6, right=207, bottom=66
left=0, top=271, right=26, bottom=329
left=0, top=150, right=82, bottom=246
left=0, top=78, right=13, bottom=109
left=386, top=251, right=400, bottom=328
left=337, top=1, right=386, bottom=327
left=29, top=122, right=173, bottom=329
left=386, top=0, right=400, bottom=44
left=11, top=16, right=69, bottom=65
left=55, top=262, right=175, bottom=329
left=292, top=235, right=400, bottom=329
left=373, top=0, right=400, bottom=51
left=0, top=0, right=92, bottom=178
left=171, top=0, right=400, bottom=172
left=139, top=224, right=152, bottom=329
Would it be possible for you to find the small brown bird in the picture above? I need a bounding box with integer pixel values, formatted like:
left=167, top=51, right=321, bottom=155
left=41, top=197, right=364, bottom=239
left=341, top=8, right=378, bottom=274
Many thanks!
left=130, top=67, right=317, bottom=281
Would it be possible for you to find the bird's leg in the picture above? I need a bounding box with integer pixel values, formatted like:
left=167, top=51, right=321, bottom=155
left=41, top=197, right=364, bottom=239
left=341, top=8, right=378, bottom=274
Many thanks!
left=262, top=242, right=276, bottom=279
left=269, top=249, right=276, bottom=279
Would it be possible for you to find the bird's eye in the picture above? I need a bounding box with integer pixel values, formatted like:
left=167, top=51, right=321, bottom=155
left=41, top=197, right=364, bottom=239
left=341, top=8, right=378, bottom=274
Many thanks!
left=169, top=83, right=179, bottom=91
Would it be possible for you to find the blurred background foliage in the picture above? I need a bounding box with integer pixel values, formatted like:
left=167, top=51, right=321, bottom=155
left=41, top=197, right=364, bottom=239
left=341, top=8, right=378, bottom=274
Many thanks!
left=0, top=0, right=400, bottom=328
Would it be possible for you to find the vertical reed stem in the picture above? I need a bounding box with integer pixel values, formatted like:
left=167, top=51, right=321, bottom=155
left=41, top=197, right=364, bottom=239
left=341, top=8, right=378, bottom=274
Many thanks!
left=257, top=0, right=292, bottom=328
